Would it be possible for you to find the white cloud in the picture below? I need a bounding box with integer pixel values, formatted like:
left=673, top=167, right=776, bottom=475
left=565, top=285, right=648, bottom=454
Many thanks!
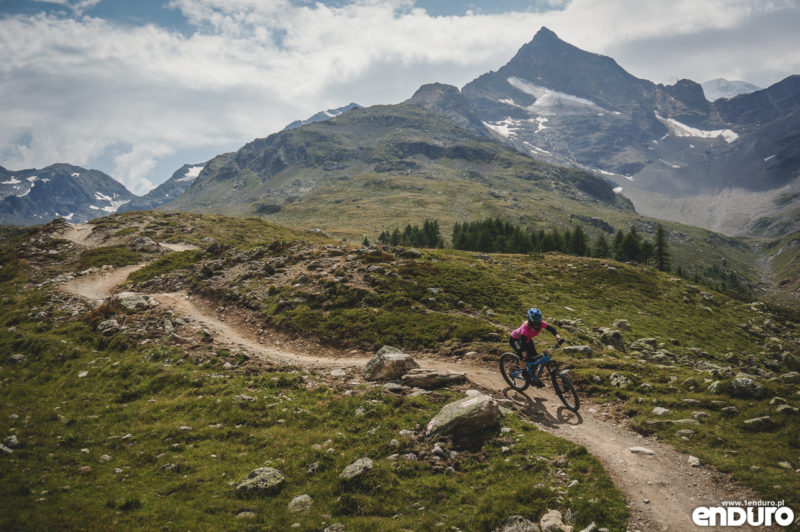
left=33, top=0, right=103, bottom=16
left=1, top=0, right=798, bottom=194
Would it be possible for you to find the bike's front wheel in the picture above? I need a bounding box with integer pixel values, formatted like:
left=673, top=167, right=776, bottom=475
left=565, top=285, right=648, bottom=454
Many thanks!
left=499, top=352, right=529, bottom=392
left=551, top=370, right=580, bottom=412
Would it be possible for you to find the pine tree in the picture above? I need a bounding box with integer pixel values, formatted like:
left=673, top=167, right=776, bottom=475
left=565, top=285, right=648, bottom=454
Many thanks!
left=620, top=227, right=641, bottom=262
left=655, top=224, right=670, bottom=271
left=593, top=234, right=611, bottom=258
left=612, top=229, right=625, bottom=260
left=362, top=236, right=370, bottom=247
left=571, top=226, right=588, bottom=256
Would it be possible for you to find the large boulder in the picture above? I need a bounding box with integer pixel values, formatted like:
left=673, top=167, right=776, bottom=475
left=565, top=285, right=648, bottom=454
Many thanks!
left=362, top=346, right=419, bottom=381
left=425, top=393, right=501, bottom=444
left=235, top=467, right=285, bottom=497
left=401, top=369, right=467, bottom=389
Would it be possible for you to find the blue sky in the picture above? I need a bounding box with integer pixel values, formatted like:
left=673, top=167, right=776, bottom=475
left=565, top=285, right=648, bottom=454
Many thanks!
left=1, top=0, right=799, bottom=194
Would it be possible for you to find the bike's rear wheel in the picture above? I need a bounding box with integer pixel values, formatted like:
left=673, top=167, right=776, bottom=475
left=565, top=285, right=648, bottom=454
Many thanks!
left=551, top=369, right=580, bottom=412
left=499, top=352, right=529, bottom=391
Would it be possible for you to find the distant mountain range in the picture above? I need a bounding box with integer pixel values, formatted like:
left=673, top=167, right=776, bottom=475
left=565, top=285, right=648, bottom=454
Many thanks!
left=117, top=163, right=204, bottom=214
left=0, top=162, right=203, bottom=225
left=0, top=164, right=136, bottom=226
left=2, top=27, right=798, bottom=245
left=460, top=27, right=800, bottom=237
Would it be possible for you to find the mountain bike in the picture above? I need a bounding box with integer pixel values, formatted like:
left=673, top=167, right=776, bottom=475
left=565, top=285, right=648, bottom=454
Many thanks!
left=499, top=340, right=580, bottom=412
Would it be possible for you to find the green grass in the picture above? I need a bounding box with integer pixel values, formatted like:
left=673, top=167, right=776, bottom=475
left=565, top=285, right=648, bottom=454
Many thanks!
left=76, top=245, right=143, bottom=270
left=0, top=258, right=627, bottom=531
left=6, top=211, right=800, bottom=530
left=125, top=250, right=202, bottom=284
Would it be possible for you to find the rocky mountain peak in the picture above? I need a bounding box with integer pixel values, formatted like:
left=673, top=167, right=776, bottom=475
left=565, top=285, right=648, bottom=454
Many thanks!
left=404, top=83, right=488, bottom=135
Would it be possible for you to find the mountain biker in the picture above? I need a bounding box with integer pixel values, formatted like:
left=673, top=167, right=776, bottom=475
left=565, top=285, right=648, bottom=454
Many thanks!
left=510, top=307, right=563, bottom=385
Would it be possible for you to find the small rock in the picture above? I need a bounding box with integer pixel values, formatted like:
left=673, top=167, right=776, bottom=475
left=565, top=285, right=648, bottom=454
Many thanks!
left=688, top=456, right=701, bottom=467
left=78, top=371, right=88, bottom=378
left=401, top=369, right=467, bottom=389
left=288, top=494, right=313, bottom=513
left=77, top=466, right=92, bottom=475
left=96, top=319, right=119, bottom=335
left=235, top=511, right=257, bottom=520
left=609, top=372, right=631, bottom=388
left=99, top=454, right=112, bottom=463
left=494, top=514, right=540, bottom=532
left=340, top=457, right=373, bottom=480
left=236, top=467, right=285, bottom=497
left=721, top=406, right=739, bottom=416
left=5, top=435, right=19, bottom=449
left=613, top=319, right=631, bottom=331
left=652, top=407, right=670, bottom=416
left=540, top=509, right=565, bottom=531
left=579, top=523, right=597, bottom=532
left=0, top=443, right=13, bottom=455
left=629, top=446, right=654, bottom=456
left=330, top=369, right=347, bottom=377
left=776, top=404, right=799, bottom=414
left=743, top=416, right=776, bottom=432
left=10, top=354, right=26, bottom=364
left=563, top=345, right=593, bottom=356
left=730, top=376, right=766, bottom=399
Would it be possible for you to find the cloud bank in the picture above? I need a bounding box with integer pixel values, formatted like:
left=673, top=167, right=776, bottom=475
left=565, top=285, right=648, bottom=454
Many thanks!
left=1, top=0, right=798, bottom=194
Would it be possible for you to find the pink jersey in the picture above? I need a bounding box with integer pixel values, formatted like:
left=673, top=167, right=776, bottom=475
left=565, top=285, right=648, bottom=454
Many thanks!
left=511, top=320, right=548, bottom=341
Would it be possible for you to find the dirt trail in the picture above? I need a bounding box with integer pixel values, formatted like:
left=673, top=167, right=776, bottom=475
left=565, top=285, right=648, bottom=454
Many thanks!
left=57, top=230, right=762, bottom=532
left=62, top=264, right=145, bottom=305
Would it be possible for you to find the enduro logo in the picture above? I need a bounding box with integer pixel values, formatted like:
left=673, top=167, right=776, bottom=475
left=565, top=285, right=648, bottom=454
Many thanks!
left=692, top=501, right=794, bottom=527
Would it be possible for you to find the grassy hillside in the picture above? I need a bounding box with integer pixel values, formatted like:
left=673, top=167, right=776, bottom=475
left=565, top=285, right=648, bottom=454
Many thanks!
left=4, top=212, right=799, bottom=529
left=160, top=102, right=763, bottom=293
left=119, top=213, right=800, bottom=513
left=0, top=217, right=628, bottom=531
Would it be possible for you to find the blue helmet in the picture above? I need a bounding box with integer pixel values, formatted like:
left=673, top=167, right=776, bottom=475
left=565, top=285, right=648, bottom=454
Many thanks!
left=527, top=307, right=542, bottom=326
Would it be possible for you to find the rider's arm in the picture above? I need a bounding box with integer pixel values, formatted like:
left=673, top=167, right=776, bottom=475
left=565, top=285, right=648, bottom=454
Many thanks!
left=544, top=323, right=563, bottom=343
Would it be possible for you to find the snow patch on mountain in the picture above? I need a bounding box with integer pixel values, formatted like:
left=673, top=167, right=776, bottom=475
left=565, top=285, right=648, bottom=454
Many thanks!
left=484, top=116, right=550, bottom=138
left=507, top=77, right=603, bottom=115
left=2, top=177, right=21, bottom=185
left=655, top=113, right=738, bottom=143
left=659, top=159, right=683, bottom=169
left=177, top=165, right=204, bottom=182
left=71, top=172, right=80, bottom=177
left=94, top=191, right=130, bottom=213
left=764, top=154, right=776, bottom=162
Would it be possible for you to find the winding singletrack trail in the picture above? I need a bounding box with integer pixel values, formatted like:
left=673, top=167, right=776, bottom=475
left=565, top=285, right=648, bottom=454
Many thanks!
left=59, top=228, right=765, bottom=532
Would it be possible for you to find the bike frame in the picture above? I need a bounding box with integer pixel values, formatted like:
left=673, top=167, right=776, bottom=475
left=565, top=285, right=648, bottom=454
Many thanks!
left=510, top=342, right=562, bottom=385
